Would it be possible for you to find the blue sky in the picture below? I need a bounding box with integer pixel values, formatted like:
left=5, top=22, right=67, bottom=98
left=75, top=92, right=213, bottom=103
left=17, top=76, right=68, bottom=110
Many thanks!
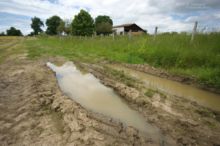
left=0, top=0, right=220, bottom=34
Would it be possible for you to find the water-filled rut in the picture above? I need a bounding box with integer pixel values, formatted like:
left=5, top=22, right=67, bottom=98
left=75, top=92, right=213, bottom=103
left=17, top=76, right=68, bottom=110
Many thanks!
left=47, top=62, right=159, bottom=137
left=108, top=64, right=220, bottom=111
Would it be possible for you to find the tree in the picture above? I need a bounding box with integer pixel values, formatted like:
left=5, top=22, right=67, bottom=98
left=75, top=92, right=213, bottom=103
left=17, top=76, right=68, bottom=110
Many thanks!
left=71, top=9, right=94, bottom=36
left=96, top=22, right=112, bottom=35
left=57, top=20, right=72, bottom=35
left=31, top=17, right=44, bottom=35
left=57, top=20, right=65, bottom=35
left=6, top=27, right=23, bottom=36
left=46, top=15, right=62, bottom=35
left=64, top=20, right=71, bottom=35
left=95, top=15, right=113, bottom=35
left=27, top=32, right=35, bottom=36
left=0, top=32, right=6, bottom=36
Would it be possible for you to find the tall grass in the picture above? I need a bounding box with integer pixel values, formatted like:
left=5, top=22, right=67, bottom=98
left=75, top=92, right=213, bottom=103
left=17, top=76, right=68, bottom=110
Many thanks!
left=25, top=33, right=220, bottom=88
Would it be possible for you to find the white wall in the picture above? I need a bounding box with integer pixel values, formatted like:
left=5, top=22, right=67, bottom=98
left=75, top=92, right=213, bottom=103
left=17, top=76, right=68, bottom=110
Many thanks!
left=113, top=27, right=124, bottom=35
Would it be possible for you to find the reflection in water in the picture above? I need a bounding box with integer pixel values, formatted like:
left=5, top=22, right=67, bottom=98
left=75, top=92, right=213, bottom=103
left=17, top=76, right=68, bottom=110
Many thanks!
left=46, top=62, right=159, bottom=137
left=109, top=65, right=220, bottom=111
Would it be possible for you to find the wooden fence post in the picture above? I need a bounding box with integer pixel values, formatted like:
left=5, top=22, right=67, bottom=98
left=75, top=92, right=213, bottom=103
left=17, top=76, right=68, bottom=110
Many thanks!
left=128, top=30, right=132, bottom=40
left=112, top=33, right=115, bottom=40
left=101, top=34, right=104, bottom=38
left=191, top=21, right=198, bottom=42
left=94, top=32, right=97, bottom=38
left=154, top=26, right=158, bottom=40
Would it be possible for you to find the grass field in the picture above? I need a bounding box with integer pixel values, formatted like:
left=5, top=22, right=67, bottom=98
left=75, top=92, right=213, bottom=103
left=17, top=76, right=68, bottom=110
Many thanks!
left=0, top=36, right=25, bottom=62
left=1, top=33, right=220, bottom=88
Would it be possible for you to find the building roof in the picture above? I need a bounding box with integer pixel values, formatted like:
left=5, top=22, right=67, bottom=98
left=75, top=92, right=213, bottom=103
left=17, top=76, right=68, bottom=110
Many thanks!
left=113, top=23, right=145, bottom=32
left=113, top=23, right=135, bottom=28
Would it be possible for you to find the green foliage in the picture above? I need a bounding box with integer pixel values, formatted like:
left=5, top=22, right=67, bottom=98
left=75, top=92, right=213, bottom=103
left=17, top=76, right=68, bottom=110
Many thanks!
left=57, top=20, right=72, bottom=35
left=96, top=22, right=112, bottom=35
left=6, top=27, right=23, bottom=36
left=71, top=9, right=94, bottom=36
left=0, top=32, right=6, bottom=36
left=95, top=15, right=113, bottom=26
left=104, top=66, right=138, bottom=88
left=31, top=17, right=44, bottom=35
left=57, top=20, right=65, bottom=35
left=25, top=33, right=220, bottom=88
left=28, top=32, right=35, bottom=36
left=145, top=89, right=155, bottom=97
left=46, top=16, right=62, bottom=35
left=95, top=15, right=113, bottom=35
left=64, top=20, right=71, bottom=35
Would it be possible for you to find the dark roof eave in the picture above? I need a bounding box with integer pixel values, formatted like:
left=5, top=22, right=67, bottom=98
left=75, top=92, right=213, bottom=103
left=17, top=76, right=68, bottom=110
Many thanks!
left=113, top=23, right=135, bottom=28
left=113, top=23, right=145, bottom=31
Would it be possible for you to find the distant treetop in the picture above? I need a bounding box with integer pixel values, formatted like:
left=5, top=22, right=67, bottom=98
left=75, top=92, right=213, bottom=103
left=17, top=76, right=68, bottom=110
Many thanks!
left=6, top=27, right=23, bottom=36
left=71, top=9, right=94, bottom=36
left=46, top=15, right=62, bottom=35
left=31, top=16, right=44, bottom=35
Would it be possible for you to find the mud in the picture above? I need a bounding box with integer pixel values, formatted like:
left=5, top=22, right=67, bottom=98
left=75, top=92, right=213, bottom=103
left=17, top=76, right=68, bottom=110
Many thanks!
left=0, top=57, right=160, bottom=146
left=83, top=63, right=220, bottom=146
left=46, top=62, right=155, bottom=134
left=1, top=54, right=220, bottom=146
left=116, top=63, right=220, bottom=94
left=107, top=64, right=220, bottom=111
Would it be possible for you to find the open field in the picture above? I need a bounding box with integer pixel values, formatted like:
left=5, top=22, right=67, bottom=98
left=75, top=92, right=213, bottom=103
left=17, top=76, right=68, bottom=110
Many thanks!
left=0, top=37, right=26, bottom=63
left=24, top=33, right=220, bottom=89
left=0, top=36, right=220, bottom=146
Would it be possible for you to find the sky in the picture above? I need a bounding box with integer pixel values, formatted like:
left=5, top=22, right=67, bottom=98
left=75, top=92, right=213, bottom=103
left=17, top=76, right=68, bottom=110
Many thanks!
left=0, top=0, right=220, bottom=34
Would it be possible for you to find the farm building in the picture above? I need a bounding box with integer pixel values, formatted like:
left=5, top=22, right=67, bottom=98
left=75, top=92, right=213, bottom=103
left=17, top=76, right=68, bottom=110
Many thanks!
left=112, top=23, right=146, bottom=35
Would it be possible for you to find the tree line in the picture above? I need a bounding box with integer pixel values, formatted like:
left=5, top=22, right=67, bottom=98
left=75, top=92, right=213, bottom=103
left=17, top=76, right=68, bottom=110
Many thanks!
left=0, top=9, right=113, bottom=36
left=0, top=27, right=23, bottom=36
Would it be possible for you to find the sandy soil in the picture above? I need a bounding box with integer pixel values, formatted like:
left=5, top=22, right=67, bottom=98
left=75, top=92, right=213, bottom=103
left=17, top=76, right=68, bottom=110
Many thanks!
left=0, top=54, right=220, bottom=146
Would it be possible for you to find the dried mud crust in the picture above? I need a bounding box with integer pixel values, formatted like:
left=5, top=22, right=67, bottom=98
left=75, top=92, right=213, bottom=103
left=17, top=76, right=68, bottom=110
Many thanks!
left=0, top=58, right=159, bottom=146
left=83, top=63, right=220, bottom=146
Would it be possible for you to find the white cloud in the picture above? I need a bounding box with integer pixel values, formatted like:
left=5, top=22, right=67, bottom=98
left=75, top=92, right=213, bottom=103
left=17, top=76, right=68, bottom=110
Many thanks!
left=0, top=0, right=220, bottom=34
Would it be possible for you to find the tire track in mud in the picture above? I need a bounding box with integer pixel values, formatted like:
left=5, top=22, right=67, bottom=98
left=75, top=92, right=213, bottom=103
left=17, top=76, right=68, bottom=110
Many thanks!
left=0, top=58, right=158, bottom=146
left=83, top=63, right=220, bottom=146
left=1, top=56, right=220, bottom=146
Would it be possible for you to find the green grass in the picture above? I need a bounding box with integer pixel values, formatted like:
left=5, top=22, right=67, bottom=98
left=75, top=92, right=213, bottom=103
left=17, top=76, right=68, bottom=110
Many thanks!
left=145, top=89, right=155, bottom=98
left=0, top=36, right=25, bottom=63
left=24, top=33, right=220, bottom=88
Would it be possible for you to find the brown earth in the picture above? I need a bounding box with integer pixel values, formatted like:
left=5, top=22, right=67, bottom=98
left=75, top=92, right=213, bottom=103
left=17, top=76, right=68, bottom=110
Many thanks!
left=0, top=54, right=220, bottom=146
left=116, top=63, right=220, bottom=94
left=82, top=63, right=220, bottom=146
left=0, top=56, right=160, bottom=146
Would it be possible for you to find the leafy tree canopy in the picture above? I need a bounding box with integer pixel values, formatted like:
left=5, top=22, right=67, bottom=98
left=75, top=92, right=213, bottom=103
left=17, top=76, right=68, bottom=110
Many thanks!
left=96, top=22, right=112, bottom=35
left=57, top=20, right=65, bottom=35
left=6, top=27, right=23, bottom=36
left=31, top=16, right=44, bottom=35
left=95, top=15, right=113, bottom=35
left=71, top=9, right=94, bottom=36
left=46, top=15, right=62, bottom=35
left=95, top=15, right=113, bottom=26
left=0, top=32, right=6, bottom=36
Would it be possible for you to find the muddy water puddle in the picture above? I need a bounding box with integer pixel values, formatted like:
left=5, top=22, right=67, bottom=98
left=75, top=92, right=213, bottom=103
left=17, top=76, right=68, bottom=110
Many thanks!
left=47, top=62, right=160, bottom=137
left=108, top=64, right=220, bottom=111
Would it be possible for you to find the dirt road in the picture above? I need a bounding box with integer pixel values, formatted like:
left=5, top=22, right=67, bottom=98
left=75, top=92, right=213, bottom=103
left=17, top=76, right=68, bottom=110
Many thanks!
left=0, top=46, right=220, bottom=145
left=0, top=55, right=162, bottom=146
